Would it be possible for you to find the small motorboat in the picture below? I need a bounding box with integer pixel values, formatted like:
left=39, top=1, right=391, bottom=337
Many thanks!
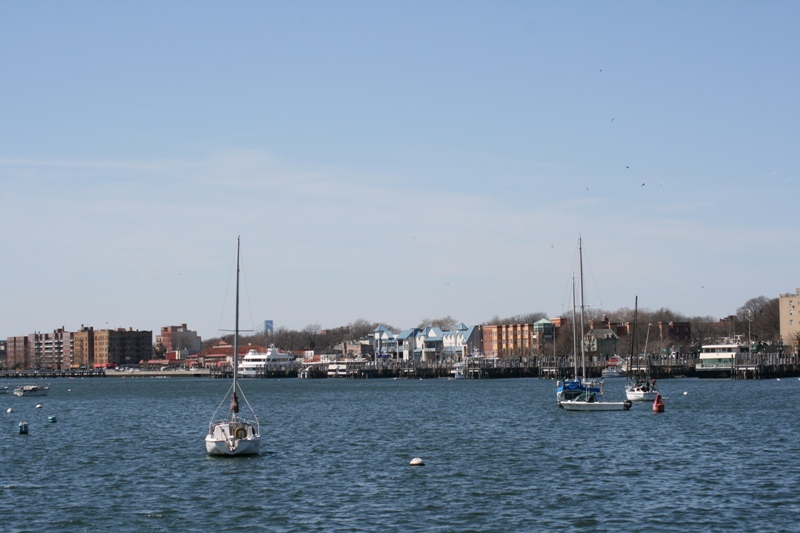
left=13, top=385, right=50, bottom=397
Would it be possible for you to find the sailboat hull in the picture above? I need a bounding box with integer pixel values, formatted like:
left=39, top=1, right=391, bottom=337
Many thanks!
left=626, top=389, right=658, bottom=401
left=561, top=400, right=632, bottom=411
left=205, top=436, right=261, bottom=456
left=205, top=421, right=261, bottom=455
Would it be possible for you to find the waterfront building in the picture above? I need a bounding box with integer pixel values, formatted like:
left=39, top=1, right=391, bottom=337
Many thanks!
left=93, top=328, right=153, bottom=367
left=779, top=288, right=800, bottom=353
left=156, top=324, right=202, bottom=354
left=442, top=323, right=481, bottom=359
left=372, top=325, right=395, bottom=357
left=370, top=324, right=479, bottom=362
left=396, top=328, right=420, bottom=361
left=5, top=329, right=74, bottom=370
left=6, top=336, right=29, bottom=370
left=583, top=327, right=619, bottom=361
left=480, top=323, right=536, bottom=358
left=73, top=326, right=95, bottom=369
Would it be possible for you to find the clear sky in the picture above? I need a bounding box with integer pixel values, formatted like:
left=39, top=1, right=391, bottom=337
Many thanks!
left=1, top=1, right=798, bottom=341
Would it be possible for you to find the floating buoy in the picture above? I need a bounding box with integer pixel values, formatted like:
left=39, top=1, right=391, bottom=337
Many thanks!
left=410, top=457, right=425, bottom=466
left=35, top=404, right=42, bottom=409
left=777, top=378, right=781, bottom=381
left=18, top=422, right=28, bottom=434
left=68, top=389, right=72, bottom=392
left=683, top=391, right=688, bottom=395
left=653, top=393, right=665, bottom=413
left=48, top=415, right=57, bottom=423
left=6, top=408, right=12, bottom=413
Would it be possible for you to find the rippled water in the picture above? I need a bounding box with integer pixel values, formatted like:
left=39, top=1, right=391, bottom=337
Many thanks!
left=1, top=377, right=799, bottom=532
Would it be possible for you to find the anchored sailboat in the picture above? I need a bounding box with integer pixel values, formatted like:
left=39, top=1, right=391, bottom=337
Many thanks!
left=559, top=236, right=631, bottom=412
left=625, top=297, right=659, bottom=401
left=205, top=237, right=261, bottom=456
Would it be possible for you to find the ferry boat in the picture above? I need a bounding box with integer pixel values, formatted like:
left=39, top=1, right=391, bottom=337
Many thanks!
left=13, top=384, right=50, bottom=396
left=238, top=345, right=299, bottom=377
left=696, top=338, right=749, bottom=378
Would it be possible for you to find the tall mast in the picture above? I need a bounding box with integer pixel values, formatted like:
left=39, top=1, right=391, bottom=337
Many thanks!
left=630, top=296, right=638, bottom=382
left=232, top=236, right=240, bottom=413
left=571, top=274, right=578, bottom=377
left=578, top=236, right=586, bottom=380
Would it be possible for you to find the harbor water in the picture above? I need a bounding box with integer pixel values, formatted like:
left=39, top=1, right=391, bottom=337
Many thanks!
left=1, top=377, right=799, bottom=532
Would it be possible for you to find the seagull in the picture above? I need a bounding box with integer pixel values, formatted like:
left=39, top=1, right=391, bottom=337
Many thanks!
left=641, top=182, right=645, bottom=186
left=550, top=244, right=554, bottom=249
left=626, top=166, right=630, bottom=169
left=610, top=118, right=615, bottom=122
left=599, top=69, right=603, bottom=73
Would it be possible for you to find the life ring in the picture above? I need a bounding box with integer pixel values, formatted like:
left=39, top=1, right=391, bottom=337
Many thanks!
left=234, top=427, right=248, bottom=440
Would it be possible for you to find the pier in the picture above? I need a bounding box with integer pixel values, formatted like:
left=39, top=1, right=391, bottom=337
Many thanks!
left=5, top=352, right=800, bottom=380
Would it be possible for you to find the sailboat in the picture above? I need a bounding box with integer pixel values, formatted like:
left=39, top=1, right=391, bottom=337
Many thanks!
left=205, top=237, right=262, bottom=456
left=560, top=237, right=631, bottom=412
left=557, top=273, right=602, bottom=404
left=625, top=298, right=658, bottom=401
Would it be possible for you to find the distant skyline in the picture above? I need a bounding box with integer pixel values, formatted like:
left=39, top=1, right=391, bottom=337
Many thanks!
left=1, top=2, right=798, bottom=341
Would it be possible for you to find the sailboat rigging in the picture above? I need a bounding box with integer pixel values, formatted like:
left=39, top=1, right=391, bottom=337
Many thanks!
left=559, top=236, right=631, bottom=411
left=626, top=297, right=658, bottom=401
left=205, top=237, right=262, bottom=455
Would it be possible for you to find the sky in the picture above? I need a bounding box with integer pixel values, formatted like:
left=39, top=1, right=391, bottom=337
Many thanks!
left=1, top=1, right=798, bottom=341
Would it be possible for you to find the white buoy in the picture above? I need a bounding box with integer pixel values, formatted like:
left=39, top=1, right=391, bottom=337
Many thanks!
left=683, top=391, right=688, bottom=395
left=6, top=408, right=12, bottom=413
left=35, top=404, right=42, bottom=409
left=777, top=378, right=781, bottom=381
left=410, top=457, right=425, bottom=466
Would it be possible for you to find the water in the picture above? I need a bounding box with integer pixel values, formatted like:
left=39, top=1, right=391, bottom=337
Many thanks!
left=1, top=377, right=799, bottom=532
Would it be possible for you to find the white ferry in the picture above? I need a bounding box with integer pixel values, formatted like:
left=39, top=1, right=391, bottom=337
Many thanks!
left=696, top=338, right=749, bottom=378
left=238, top=345, right=299, bottom=377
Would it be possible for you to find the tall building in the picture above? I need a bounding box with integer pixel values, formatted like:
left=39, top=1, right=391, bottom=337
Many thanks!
left=6, top=336, right=29, bottom=370
left=94, top=328, right=153, bottom=367
left=6, top=329, right=74, bottom=370
left=73, top=326, right=95, bottom=369
left=156, top=324, right=201, bottom=354
left=779, top=288, right=800, bottom=353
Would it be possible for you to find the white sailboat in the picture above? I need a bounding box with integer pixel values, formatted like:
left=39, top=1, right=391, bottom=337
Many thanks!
left=625, top=298, right=659, bottom=401
left=560, top=237, right=631, bottom=412
left=205, top=237, right=261, bottom=456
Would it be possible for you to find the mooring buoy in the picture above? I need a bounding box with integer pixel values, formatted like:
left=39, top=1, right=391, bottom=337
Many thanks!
left=410, top=457, right=424, bottom=466
left=18, top=422, right=28, bottom=434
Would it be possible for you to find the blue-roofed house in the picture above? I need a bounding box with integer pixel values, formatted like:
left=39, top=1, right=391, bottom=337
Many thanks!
left=442, top=323, right=482, bottom=360
left=396, top=328, right=420, bottom=361
left=372, top=325, right=396, bottom=358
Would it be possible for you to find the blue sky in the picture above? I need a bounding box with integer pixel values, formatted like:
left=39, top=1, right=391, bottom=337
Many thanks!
left=1, top=1, right=798, bottom=340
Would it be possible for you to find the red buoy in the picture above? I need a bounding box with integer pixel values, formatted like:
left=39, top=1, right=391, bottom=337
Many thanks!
left=653, top=393, right=665, bottom=413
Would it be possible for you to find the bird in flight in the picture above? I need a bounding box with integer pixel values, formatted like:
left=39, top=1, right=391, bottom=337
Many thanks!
left=610, top=118, right=615, bottom=123
left=641, top=183, right=645, bottom=187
